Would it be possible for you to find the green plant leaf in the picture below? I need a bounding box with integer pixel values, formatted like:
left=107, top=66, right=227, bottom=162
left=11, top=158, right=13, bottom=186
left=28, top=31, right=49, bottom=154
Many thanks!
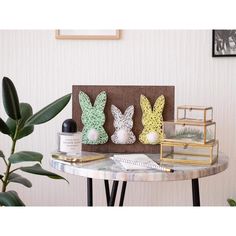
left=5, top=117, right=15, bottom=137
left=0, top=150, right=5, bottom=158
left=17, top=125, right=34, bottom=140
left=0, top=191, right=25, bottom=206
left=9, top=151, right=43, bottom=164
left=227, top=198, right=236, bottom=206
left=2, top=77, right=21, bottom=120
left=0, top=118, right=11, bottom=135
left=8, top=173, right=32, bottom=188
left=18, top=103, right=33, bottom=129
left=6, top=103, right=34, bottom=139
left=20, top=163, right=68, bottom=183
left=25, top=93, right=71, bottom=126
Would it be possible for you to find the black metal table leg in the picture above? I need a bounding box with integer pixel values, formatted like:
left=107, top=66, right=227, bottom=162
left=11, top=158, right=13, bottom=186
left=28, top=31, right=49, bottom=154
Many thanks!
left=87, top=178, right=93, bottom=206
left=192, top=178, right=200, bottom=206
left=90, top=178, right=200, bottom=206
left=119, top=181, right=127, bottom=206
left=104, top=180, right=110, bottom=206
left=108, top=181, right=119, bottom=206
left=104, top=180, right=127, bottom=206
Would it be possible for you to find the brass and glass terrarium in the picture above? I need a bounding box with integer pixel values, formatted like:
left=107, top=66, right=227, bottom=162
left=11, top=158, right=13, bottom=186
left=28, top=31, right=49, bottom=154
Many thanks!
left=160, top=140, right=219, bottom=165
left=160, top=104, right=218, bottom=165
left=177, top=105, right=213, bottom=124
left=163, top=121, right=216, bottom=144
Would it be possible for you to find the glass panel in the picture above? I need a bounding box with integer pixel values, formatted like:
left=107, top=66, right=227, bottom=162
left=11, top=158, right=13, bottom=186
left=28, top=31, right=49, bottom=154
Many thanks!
left=163, top=122, right=216, bottom=144
left=161, top=141, right=218, bottom=164
left=177, top=107, right=213, bottom=123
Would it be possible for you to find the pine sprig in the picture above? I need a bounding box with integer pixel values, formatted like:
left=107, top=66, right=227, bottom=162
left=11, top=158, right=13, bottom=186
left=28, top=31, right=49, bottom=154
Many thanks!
left=170, top=127, right=213, bottom=142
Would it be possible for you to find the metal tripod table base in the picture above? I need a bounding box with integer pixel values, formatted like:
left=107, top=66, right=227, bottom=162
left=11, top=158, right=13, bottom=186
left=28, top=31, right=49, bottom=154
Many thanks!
left=87, top=177, right=200, bottom=207
left=50, top=153, right=228, bottom=206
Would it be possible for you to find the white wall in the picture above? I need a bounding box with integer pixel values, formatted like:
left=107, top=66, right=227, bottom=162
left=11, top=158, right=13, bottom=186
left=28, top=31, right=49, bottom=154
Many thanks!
left=0, top=30, right=235, bottom=206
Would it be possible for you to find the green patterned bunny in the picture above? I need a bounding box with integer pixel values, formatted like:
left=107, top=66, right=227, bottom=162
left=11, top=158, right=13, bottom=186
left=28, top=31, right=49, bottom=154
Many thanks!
left=79, top=91, right=108, bottom=144
left=139, top=94, right=165, bottom=145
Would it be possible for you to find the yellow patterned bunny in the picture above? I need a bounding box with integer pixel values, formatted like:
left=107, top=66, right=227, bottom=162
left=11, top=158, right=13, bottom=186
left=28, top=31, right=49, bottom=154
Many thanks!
left=139, top=94, right=165, bottom=144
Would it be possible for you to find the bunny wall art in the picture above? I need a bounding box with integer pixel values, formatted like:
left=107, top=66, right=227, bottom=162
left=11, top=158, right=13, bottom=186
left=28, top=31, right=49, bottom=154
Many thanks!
left=139, top=94, right=165, bottom=145
left=111, top=105, right=136, bottom=144
left=79, top=91, right=108, bottom=144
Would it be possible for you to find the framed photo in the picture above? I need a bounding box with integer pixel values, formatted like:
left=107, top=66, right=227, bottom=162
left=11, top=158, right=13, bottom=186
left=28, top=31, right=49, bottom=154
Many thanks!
left=55, top=30, right=120, bottom=40
left=212, top=30, right=236, bottom=57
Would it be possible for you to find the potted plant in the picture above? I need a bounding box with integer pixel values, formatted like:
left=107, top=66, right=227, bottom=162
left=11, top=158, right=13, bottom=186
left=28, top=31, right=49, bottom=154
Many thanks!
left=0, top=77, right=71, bottom=206
left=227, top=198, right=236, bottom=206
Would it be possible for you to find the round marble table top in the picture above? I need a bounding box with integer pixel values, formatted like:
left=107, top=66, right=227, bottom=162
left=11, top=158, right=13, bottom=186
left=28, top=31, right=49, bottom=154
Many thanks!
left=50, top=153, right=228, bottom=182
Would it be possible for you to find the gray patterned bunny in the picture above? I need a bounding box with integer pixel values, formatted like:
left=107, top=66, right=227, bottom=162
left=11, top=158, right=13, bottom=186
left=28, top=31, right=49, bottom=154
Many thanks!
left=111, top=105, right=136, bottom=144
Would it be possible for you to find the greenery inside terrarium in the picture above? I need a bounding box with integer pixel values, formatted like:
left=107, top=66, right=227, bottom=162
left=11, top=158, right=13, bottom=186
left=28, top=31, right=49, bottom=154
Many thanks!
left=171, top=127, right=213, bottom=142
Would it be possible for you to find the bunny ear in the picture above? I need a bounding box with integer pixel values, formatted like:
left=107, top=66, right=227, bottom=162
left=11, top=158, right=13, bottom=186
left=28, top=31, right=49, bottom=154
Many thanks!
left=124, top=105, right=134, bottom=120
left=111, top=104, right=123, bottom=120
left=140, top=94, right=152, bottom=114
left=94, top=91, right=107, bottom=111
left=153, top=95, right=165, bottom=114
left=79, top=91, right=92, bottom=112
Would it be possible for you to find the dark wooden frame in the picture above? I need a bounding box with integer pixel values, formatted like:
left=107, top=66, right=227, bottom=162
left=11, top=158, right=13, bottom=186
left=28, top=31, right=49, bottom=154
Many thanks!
left=212, top=30, right=236, bottom=57
left=72, top=85, right=174, bottom=154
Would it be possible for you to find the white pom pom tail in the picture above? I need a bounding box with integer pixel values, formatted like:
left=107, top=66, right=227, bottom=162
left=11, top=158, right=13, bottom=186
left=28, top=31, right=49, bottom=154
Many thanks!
left=87, top=128, right=99, bottom=141
left=146, top=131, right=159, bottom=144
left=117, top=128, right=129, bottom=144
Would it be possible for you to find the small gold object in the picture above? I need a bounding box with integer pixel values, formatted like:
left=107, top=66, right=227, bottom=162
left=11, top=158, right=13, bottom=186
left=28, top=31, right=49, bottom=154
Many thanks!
left=52, top=151, right=107, bottom=163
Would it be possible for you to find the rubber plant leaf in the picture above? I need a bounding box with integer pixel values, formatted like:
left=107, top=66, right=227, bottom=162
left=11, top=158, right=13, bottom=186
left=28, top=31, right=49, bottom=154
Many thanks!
left=0, top=118, right=11, bottom=135
left=8, top=173, right=32, bottom=188
left=17, top=125, right=34, bottom=140
left=0, top=150, right=5, bottom=158
left=0, top=191, right=25, bottom=206
left=9, top=151, right=43, bottom=164
left=25, top=93, right=71, bottom=126
left=20, top=163, right=68, bottom=183
left=6, top=103, right=34, bottom=139
left=227, top=198, right=236, bottom=206
left=2, top=77, right=21, bottom=120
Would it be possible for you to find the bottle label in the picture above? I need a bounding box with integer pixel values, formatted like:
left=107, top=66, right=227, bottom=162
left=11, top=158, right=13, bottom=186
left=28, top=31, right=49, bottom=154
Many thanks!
left=59, top=134, right=82, bottom=154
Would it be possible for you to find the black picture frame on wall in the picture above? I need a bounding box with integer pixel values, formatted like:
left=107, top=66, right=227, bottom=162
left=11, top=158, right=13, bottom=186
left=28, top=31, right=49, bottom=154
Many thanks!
left=212, top=30, right=236, bottom=57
